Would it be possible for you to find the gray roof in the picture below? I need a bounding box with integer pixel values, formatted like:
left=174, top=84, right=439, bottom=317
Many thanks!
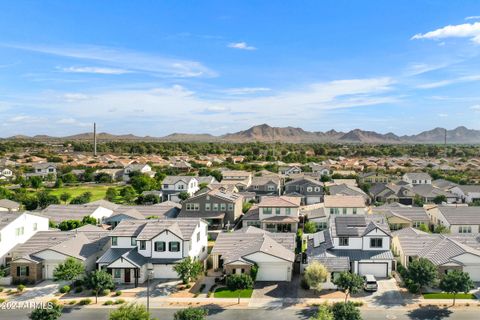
left=41, top=204, right=110, bottom=223
left=0, top=212, right=22, bottom=229
left=432, top=179, right=458, bottom=190
left=0, top=199, right=20, bottom=210
left=437, top=206, right=480, bottom=225
left=404, top=172, right=432, bottom=181
left=162, top=175, right=197, bottom=185
left=328, top=184, right=368, bottom=200
left=411, top=184, right=456, bottom=198
left=110, top=218, right=202, bottom=241
left=331, top=216, right=391, bottom=238
left=372, top=207, right=430, bottom=222
left=32, top=162, right=57, bottom=169
left=310, top=256, right=350, bottom=272
left=329, top=249, right=394, bottom=261
left=88, top=200, right=120, bottom=211
left=455, top=185, right=480, bottom=194
left=114, top=202, right=181, bottom=219
left=212, top=227, right=295, bottom=264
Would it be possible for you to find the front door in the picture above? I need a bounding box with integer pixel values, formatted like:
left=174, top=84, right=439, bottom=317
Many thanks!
left=124, top=268, right=131, bottom=283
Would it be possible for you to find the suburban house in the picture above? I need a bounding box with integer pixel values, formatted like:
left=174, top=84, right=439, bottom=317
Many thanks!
left=123, top=163, right=154, bottom=182
left=0, top=167, right=14, bottom=181
left=369, top=183, right=415, bottom=205
left=449, top=185, right=480, bottom=204
left=426, top=205, right=480, bottom=234
left=97, top=218, right=208, bottom=286
left=324, top=195, right=366, bottom=216
left=248, top=196, right=302, bottom=233
left=178, top=189, right=243, bottom=229
left=220, top=170, right=252, bottom=191
left=358, top=172, right=392, bottom=184
left=95, top=168, right=124, bottom=181
left=372, top=207, right=430, bottom=230
left=104, top=202, right=181, bottom=227
left=0, top=211, right=49, bottom=265
left=301, top=203, right=328, bottom=231
left=278, top=165, right=302, bottom=176
left=284, top=177, right=324, bottom=205
left=28, top=163, right=57, bottom=178
left=8, top=225, right=110, bottom=284
left=41, top=204, right=114, bottom=224
left=210, top=226, right=296, bottom=281
left=247, top=176, right=281, bottom=197
left=402, top=172, right=432, bottom=185
left=0, top=199, right=21, bottom=212
left=328, top=184, right=370, bottom=204
left=304, top=215, right=394, bottom=279
left=410, top=185, right=458, bottom=204
left=308, top=163, right=330, bottom=176
left=161, top=176, right=199, bottom=202
left=392, top=227, right=480, bottom=281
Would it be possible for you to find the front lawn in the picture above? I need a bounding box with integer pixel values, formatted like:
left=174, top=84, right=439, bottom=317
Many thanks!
left=423, top=293, right=476, bottom=299
left=48, top=185, right=112, bottom=202
left=213, top=287, right=253, bottom=298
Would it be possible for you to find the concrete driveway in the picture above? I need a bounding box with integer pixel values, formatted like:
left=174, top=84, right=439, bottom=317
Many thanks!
left=361, top=278, right=404, bottom=308
left=252, top=275, right=300, bottom=299
left=11, top=280, right=66, bottom=302
left=136, top=279, right=180, bottom=298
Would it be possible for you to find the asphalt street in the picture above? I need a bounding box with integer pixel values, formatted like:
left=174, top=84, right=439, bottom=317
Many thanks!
left=0, top=307, right=479, bottom=320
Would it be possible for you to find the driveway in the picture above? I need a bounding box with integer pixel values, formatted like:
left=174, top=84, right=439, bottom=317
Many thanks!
left=11, top=280, right=66, bottom=302
left=136, top=279, right=180, bottom=298
left=252, top=274, right=300, bottom=299
left=361, top=278, right=404, bottom=308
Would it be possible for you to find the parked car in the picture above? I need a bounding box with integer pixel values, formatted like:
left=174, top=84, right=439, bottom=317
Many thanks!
left=363, top=274, right=378, bottom=292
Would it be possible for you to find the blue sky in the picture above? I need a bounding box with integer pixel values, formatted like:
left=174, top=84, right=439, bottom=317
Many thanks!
left=1, top=1, right=480, bottom=137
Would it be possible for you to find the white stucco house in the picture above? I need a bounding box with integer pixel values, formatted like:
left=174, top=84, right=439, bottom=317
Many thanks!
left=402, top=172, right=432, bottom=185
left=97, top=218, right=208, bottom=286
left=161, top=176, right=199, bottom=202
left=449, top=185, right=480, bottom=204
left=426, top=205, right=480, bottom=234
left=123, top=163, right=154, bottom=182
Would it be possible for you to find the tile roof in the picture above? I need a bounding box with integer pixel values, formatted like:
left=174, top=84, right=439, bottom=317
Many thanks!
left=110, top=218, right=202, bottom=240
left=331, top=216, right=391, bottom=237
left=324, top=195, right=365, bottom=208
left=437, top=206, right=480, bottom=225
left=258, top=196, right=301, bottom=208
left=0, top=199, right=20, bottom=210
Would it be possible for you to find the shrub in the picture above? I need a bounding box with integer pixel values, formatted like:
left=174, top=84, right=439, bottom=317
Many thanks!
left=101, top=289, right=111, bottom=296
left=103, top=300, right=114, bottom=305
left=114, top=299, right=125, bottom=304
left=115, top=290, right=122, bottom=296
left=0, top=287, right=3, bottom=292
left=199, top=284, right=206, bottom=292
left=300, top=277, right=310, bottom=290
left=59, top=285, right=71, bottom=294
left=73, top=279, right=84, bottom=287
left=17, top=284, right=26, bottom=292
left=173, top=307, right=208, bottom=320
left=68, top=300, right=76, bottom=305
left=74, top=286, right=83, bottom=293
left=185, top=284, right=191, bottom=289
left=226, top=274, right=254, bottom=291
left=79, top=298, right=92, bottom=305
left=0, top=298, right=5, bottom=303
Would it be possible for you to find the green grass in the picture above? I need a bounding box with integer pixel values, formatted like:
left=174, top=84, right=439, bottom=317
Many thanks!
left=213, top=288, right=253, bottom=298
left=423, top=293, right=476, bottom=299
left=48, top=185, right=112, bottom=202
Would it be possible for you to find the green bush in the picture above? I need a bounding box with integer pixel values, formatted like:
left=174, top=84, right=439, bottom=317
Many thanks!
left=115, top=290, right=122, bottom=296
left=74, top=286, right=83, bottom=293
left=114, top=299, right=125, bottom=304
left=17, top=284, right=25, bottom=292
left=0, top=298, right=5, bottom=303
left=0, top=287, right=3, bottom=292
left=68, top=300, right=76, bottom=305
left=79, top=298, right=92, bottom=305
left=101, top=289, right=111, bottom=296
left=103, top=300, right=114, bottom=305
left=59, top=285, right=71, bottom=293
left=73, top=279, right=84, bottom=287
left=226, top=274, right=254, bottom=291
left=405, top=278, right=421, bottom=293
left=300, top=277, right=310, bottom=290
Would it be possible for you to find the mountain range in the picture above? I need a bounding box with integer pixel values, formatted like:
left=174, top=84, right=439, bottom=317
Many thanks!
left=3, top=124, right=480, bottom=144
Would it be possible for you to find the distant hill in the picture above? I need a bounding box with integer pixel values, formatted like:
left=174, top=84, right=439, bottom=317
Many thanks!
left=3, top=124, right=480, bottom=144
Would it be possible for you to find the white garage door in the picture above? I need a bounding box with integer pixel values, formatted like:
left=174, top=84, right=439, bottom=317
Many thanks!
left=306, top=197, right=321, bottom=205
left=153, top=264, right=178, bottom=279
left=358, top=262, right=387, bottom=278
left=256, top=263, right=290, bottom=281
left=463, top=266, right=480, bottom=281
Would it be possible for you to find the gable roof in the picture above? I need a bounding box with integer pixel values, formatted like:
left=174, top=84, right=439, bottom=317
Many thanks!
left=110, top=218, right=202, bottom=240
left=0, top=199, right=20, bottom=210
left=331, top=215, right=391, bottom=237
left=258, top=196, right=301, bottom=208
left=162, top=175, right=198, bottom=185
left=437, top=206, right=480, bottom=225
left=324, top=195, right=365, bottom=208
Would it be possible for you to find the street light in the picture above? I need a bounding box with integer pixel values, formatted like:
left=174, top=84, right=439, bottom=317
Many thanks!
left=146, top=263, right=154, bottom=312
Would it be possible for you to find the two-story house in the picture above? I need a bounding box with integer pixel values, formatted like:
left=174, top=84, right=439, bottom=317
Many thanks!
left=28, top=163, right=57, bottom=179
left=304, top=215, right=394, bottom=279
left=449, top=185, right=480, bottom=204
left=402, top=173, right=432, bottom=185
left=247, top=176, right=281, bottom=198
left=96, top=218, right=208, bottom=287
left=123, top=163, right=154, bottom=182
left=278, top=165, right=302, bottom=176
left=284, top=177, right=324, bottom=205
left=178, top=189, right=243, bottom=229
left=161, top=176, right=199, bottom=202
left=0, top=211, right=49, bottom=265
left=220, top=170, right=252, bottom=191
left=426, top=205, right=480, bottom=234
left=0, top=168, right=14, bottom=181
left=358, top=172, right=392, bottom=184
left=324, top=195, right=366, bottom=217
left=255, top=196, right=301, bottom=233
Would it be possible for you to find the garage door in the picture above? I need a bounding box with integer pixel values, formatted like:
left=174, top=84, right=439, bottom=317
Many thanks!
left=153, top=264, right=178, bottom=279
left=358, top=262, right=387, bottom=278
left=306, top=197, right=321, bottom=205
left=256, top=263, right=290, bottom=281
left=463, top=266, right=480, bottom=281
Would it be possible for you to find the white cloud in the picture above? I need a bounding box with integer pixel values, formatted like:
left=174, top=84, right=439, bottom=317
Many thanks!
left=56, top=117, right=90, bottom=127
left=222, top=87, right=271, bottom=95
left=466, top=16, right=480, bottom=21
left=417, top=74, right=480, bottom=89
left=228, top=42, right=256, bottom=50
left=412, top=22, right=480, bottom=44
left=63, top=93, right=90, bottom=102
left=471, top=105, right=480, bottom=110
left=2, top=43, right=216, bottom=78
left=438, top=113, right=448, bottom=117
left=62, top=66, right=130, bottom=75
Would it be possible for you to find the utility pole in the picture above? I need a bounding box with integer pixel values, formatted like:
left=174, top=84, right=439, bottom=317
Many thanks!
left=93, top=122, right=97, bottom=157
left=444, top=128, right=447, bottom=158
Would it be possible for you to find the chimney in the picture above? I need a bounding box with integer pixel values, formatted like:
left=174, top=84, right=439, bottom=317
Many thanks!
left=94, top=122, right=97, bottom=157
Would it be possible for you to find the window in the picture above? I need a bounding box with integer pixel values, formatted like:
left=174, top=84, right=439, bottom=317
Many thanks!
left=370, top=238, right=383, bottom=248
left=459, top=226, right=472, bottom=234
left=197, top=232, right=200, bottom=242
left=17, top=266, right=29, bottom=277
left=154, top=241, right=166, bottom=252
left=114, top=269, right=121, bottom=278
left=413, top=221, right=422, bottom=228
left=163, top=184, right=169, bottom=189
left=131, top=237, right=137, bottom=246
left=227, top=203, right=233, bottom=211
left=33, top=223, right=38, bottom=231
left=15, top=227, right=24, bottom=236
left=220, top=203, right=226, bottom=211
left=267, top=185, right=275, bottom=191
left=352, top=208, right=357, bottom=215
left=286, top=208, right=291, bottom=215
left=307, top=187, right=313, bottom=192
left=315, top=222, right=327, bottom=231
left=263, top=207, right=272, bottom=214
left=330, top=208, right=334, bottom=215
left=169, top=241, right=180, bottom=252
left=339, top=237, right=349, bottom=246
left=139, top=241, right=146, bottom=250
left=314, top=187, right=321, bottom=192
left=111, top=237, right=118, bottom=246
left=254, top=185, right=259, bottom=190
left=213, top=203, right=219, bottom=211
left=186, top=203, right=199, bottom=211
left=205, top=203, right=211, bottom=211
left=342, top=208, right=347, bottom=215
left=275, top=208, right=281, bottom=215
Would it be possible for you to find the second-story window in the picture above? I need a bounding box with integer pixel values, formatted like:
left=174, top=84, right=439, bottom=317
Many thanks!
left=139, top=241, right=146, bottom=250
left=339, top=237, right=349, bottom=246
left=227, top=203, right=233, bottom=211
left=33, top=223, right=37, bottom=231
left=342, top=208, right=347, bottom=215
left=220, top=203, right=226, bottom=211
left=370, top=238, right=383, bottom=248
left=169, top=241, right=180, bottom=252
left=353, top=208, right=357, bottom=215
left=286, top=208, right=291, bottom=215
left=264, top=208, right=272, bottom=214
left=111, top=237, right=118, bottom=246
left=131, top=237, right=136, bottom=246
left=154, top=241, right=166, bottom=252
left=275, top=208, right=281, bottom=215
left=205, top=203, right=211, bottom=211
left=213, top=203, right=219, bottom=211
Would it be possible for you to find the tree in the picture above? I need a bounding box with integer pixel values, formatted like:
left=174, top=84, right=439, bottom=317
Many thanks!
left=70, top=192, right=92, bottom=204
left=433, top=224, right=449, bottom=234
left=53, top=257, right=85, bottom=282
left=36, top=191, right=60, bottom=209
left=60, top=192, right=71, bottom=204
left=173, top=307, right=208, bottom=320
left=413, top=195, right=424, bottom=207
left=331, top=302, right=362, bottom=320
left=304, top=221, right=317, bottom=234
left=439, top=270, right=474, bottom=305
left=84, top=270, right=114, bottom=304
left=105, top=187, right=118, bottom=202
left=332, top=272, right=364, bottom=302
left=29, top=176, right=43, bottom=189
left=304, top=261, right=328, bottom=291
left=54, top=179, right=63, bottom=188
left=120, top=186, right=137, bottom=203
left=173, top=257, right=203, bottom=284
left=433, top=195, right=447, bottom=204
left=417, top=223, right=429, bottom=233
left=82, top=215, right=97, bottom=225
left=58, top=219, right=83, bottom=231
left=109, top=303, right=151, bottom=320
left=310, top=302, right=334, bottom=320
left=136, top=194, right=160, bottom=205
left=178, top=191, right=190, bottom=201
left=407, top=258, right=438, bottom=293
left=130, top=174, right=156, bottom=193
left=226, top=274, right=254, bottom=304
left=29, top=302, right=63, bottom=320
